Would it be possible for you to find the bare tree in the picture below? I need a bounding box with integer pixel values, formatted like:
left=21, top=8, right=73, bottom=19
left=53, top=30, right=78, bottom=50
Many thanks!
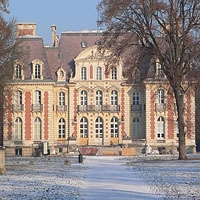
left=0, top=0, right=17, bottom=146
left=98, top=0, right=200, bottom=160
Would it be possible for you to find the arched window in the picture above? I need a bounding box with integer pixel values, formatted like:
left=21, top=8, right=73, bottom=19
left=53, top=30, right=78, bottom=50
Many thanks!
left=157, top=116, right=165, bottom=139
left=58, top=118, right=66, bottom=138
left=81, top=67, right=86, bottom=80
left=96, top=67, right=102, bottom=80
left=111, top=90, right=118, bottom=106
left=110, top=117, right=118, bottom=138
left=111, top=67, right=117, bottom=80
left=34, top=117, right=42, bottom=140
left=59, top=92, right=65, bottom=106
left=133, top=117, right=140, bottom=138
left=80, top=117, right=88, bottom=138
left=95, top=117, right=103, bottom=139
left=14, top=117, right=22, bottom=140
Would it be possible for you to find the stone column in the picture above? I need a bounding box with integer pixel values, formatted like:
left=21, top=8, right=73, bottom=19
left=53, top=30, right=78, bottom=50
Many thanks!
left=0, top=146, right=6, bottom=175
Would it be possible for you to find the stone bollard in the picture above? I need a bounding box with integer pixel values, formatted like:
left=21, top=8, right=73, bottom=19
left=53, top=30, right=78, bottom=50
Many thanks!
left=0, top=146, right=6, bottom=175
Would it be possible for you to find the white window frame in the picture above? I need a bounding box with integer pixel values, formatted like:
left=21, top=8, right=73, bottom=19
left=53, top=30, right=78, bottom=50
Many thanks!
left=96, top=67, right=102, bottom=80
left=80, top=117, right=88, bottom=138
left=34, top=117, right=42, bottom=140
left=157, top=116, right=165, bottom=139
left=110, top=117, right=119, bottom=138
left=14, top=117, right=22, bottom=140
left=133, top=92, right=140, bottom=105
left=58, top=118, right=66, bottom=138
left=81, top=67, right=86, bottom=80
left=111, top=90, right=118, bottom=106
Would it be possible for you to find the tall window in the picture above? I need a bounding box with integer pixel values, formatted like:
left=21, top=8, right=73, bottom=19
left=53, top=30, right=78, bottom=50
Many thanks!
left=110, top=117, right=118, bottom=137
left=80, top=117, right=88, bottom=138
left=157, top=116, right=165, bottom=139
left=133, top=92, right=140, bottom=105
left=59, top=92, right=65, bottom=106
left=156, top=60, right=164, bottom=78
left=81, top=67, right=86, bottom=80
left=111, top=67, right=117, bottom=80
left=95, top=117, right=103, bottom=138
left=133, top=117, right=140, bottom=138
left=14, top=118, right=22, bottom=140
left=14, top=90, right=22, bottom=105
left=96, top=67, right=102, bottom=80
left=34, top=117, right=42, bottom=140
left=80, top=90, right=87, bottom=106
left=58, top=118, right=66, bottom=138
left=35, top=90, right=41, bottom=105
left=96, top=90, right=103, bottom=106
left=34, top=64, right=41, bottom=79
left=157, top=89, right=164, bottom=104
left=111, top=90, right=118, bottom=106
left=15, top=64, right=22, bottom=79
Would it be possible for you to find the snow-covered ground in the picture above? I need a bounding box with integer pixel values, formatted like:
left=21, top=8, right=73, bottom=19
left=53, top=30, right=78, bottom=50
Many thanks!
left=0, top=154, right=200, bottom=200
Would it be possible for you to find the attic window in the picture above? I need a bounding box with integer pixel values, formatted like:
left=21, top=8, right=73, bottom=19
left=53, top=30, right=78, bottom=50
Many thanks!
left=81, top=41, right=87, bottom=48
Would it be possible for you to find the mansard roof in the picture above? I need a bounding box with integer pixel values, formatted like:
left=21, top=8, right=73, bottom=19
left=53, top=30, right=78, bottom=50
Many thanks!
left=17, top=36, right=52, bottom=80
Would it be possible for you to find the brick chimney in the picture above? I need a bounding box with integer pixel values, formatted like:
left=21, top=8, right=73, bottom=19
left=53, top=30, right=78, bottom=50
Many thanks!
left=16, top=23, right=37, bottom=37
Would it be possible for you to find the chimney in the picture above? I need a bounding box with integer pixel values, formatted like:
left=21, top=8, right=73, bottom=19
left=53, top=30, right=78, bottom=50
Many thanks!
left=51, top=25, right=58, bottom=47
left=16, top=23, right=37, bottom=37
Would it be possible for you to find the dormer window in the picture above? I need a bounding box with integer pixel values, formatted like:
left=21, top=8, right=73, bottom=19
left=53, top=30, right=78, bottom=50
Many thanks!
left=156, top=59, right=165, bottom=78
left=31, top=59, right=43, bottom=80
left=56, top=66, right=66, bottom=82
left=13, top=60, right=24, bottom=80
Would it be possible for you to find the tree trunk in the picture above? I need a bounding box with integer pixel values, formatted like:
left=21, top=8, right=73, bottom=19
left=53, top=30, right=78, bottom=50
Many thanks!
left=174, top=89, right=187, bottom=160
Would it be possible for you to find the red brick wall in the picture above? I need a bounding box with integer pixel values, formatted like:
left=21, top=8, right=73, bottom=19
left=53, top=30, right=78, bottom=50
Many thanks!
left=25, top=92, right=31, bottom=140
left=44, top=91, right=48, bottom=140
left=90, top=65, right=93, bottom=79
left=7, top=92, right=12, bottom=140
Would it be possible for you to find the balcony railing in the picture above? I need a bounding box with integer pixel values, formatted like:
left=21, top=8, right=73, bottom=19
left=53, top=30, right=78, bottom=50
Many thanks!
left=12, top=104, right=24, bottom=112
left=77, top=105, right=120, bottom=112
left=56, top=105, right=67, bottom=112
left=131, top=104, right=142, bottom=111
left=32, top=104, right=43, bottom=112
left=155, top=103, right=166, bottom=112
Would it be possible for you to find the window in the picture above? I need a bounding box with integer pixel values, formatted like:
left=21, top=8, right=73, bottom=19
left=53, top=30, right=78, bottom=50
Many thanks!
left=14, top=118, right=22, bottom=140
left=80, top=117, right=88, bottom=138
left=15, top=64, right=22, bottom=79
left=111, top=90, right=118, bottom=106
left=96, top=90, right=103, bottom=106
left=31, top=59, right=43, bottom=80
left=157, top=116, right=165, bottom=139
left=14, top=90, right=22, bottom=105
left=111, top=67, right=117, bottom=80
left=34, top=64, right=41, bottom=79
left=59, top=92, right=65, bottom=106
left=80, top=90, right=87, bottom=106
left=110, top=117, right=118, bottom=138
left=35, top=90, right=41, bottom=105
left=95, top=117, right=103, bottom=138
left=133, top=92, right=140, bottom=105
left=133, top=117, right=140, bottom=138
left=157, top=89, right=164, bottom=104
left=156, top=60, right=164, bottom=78
left=58, top=118, right=66, bottom=138
left=96, top=67, right=102, bottom=80
left=34, top=117, right=42, bottom=140
left=81, top=67, right=86, bottom=80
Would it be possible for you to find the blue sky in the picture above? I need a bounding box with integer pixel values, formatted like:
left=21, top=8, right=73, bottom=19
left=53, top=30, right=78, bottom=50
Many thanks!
left=6, top=0, right=100, bottom=45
